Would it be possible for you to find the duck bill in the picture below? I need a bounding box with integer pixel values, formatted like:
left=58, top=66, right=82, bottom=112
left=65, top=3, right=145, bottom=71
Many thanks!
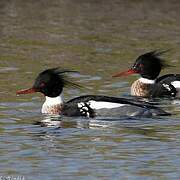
left=112, top=69, right=138, bottom=77
left=16, top=87, right=38, bottom=95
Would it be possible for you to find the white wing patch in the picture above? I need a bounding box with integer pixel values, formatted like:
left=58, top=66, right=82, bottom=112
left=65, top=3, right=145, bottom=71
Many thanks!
left=87, top=100, right=125, bottom=110
left=162, top=83, right=171, bottom=91
left=171, top=81, right=180, bottom=88
left=171, top=81, right=180, bottom=97
left=77, top=102, right=90, bottom=117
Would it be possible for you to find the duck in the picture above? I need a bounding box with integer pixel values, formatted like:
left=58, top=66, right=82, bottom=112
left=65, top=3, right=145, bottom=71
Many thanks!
left=17, top=67, right=170, bottom=117
left=113, top=50, right=180, bottom=98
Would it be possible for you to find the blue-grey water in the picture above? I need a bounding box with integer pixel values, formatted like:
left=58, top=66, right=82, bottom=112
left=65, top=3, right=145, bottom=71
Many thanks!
left=0, top=0, right=180, bottom=179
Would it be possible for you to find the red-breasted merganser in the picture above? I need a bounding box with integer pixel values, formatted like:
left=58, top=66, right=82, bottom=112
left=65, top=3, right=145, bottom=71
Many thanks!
left=17, top=67, right=170, bottom=117
left=113, top=51, right=180, bottom=98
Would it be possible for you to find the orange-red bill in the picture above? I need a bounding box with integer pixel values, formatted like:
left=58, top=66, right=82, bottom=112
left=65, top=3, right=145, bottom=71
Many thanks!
left=16, top=87, right=38, bottom=95
left=112, top=69, right=138, bottom=77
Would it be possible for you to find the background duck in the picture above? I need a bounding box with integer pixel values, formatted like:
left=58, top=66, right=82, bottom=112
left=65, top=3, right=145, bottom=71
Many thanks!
left=113, top=51, right=180, bottom=98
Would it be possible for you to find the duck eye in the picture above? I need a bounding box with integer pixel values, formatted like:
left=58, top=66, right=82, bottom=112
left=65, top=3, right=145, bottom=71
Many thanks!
left=40, top=82, right=46, bottom=87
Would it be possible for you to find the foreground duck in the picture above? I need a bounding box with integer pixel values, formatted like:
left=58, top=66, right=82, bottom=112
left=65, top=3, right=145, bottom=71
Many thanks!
left=17, top=67, right=169, bottom=117
left=113, top=51, right=180, bottom=98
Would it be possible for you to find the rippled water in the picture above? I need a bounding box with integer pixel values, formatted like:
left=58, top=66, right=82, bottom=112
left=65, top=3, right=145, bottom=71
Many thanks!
left=0, top=0, right=180, bottom=179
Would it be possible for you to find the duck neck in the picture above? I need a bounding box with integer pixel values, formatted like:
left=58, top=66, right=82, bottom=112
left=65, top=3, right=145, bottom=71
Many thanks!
left=42, top=94, right=64, bottom=115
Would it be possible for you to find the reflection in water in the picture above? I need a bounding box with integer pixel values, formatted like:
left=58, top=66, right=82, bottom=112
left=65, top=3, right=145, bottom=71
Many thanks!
left=35, top=114, right=176, bottom=143
left=0, top=0, right=180, bottom=179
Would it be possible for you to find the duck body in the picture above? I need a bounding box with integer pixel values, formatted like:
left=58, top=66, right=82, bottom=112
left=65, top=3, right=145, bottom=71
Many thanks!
left=38, top=94, right=169, bottom=117
left=17, top=67, right=170, bottom=117
left=131, top=76, right=179, bottom=98
left=62, top=95, right=169, bottom=117
left=113, top=51, right=180, bottom=98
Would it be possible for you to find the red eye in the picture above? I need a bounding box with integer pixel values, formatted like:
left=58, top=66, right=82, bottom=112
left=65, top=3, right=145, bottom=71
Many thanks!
left=139, top=64, right=144, bottom=67
left=40, top=82, right=46, bottom=87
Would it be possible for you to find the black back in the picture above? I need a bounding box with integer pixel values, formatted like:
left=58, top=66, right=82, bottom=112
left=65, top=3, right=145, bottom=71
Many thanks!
left=156, top=74, right=180, bottom=84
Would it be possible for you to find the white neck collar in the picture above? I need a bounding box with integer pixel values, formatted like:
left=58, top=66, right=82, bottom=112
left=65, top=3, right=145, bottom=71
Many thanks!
left=139, top=77, right=155, bottom=84
left=44, top=94, right=63, bottom=105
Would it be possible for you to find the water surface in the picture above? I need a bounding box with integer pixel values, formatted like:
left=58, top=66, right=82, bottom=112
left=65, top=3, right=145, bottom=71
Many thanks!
left=0, top=0, right=180, bottom=179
